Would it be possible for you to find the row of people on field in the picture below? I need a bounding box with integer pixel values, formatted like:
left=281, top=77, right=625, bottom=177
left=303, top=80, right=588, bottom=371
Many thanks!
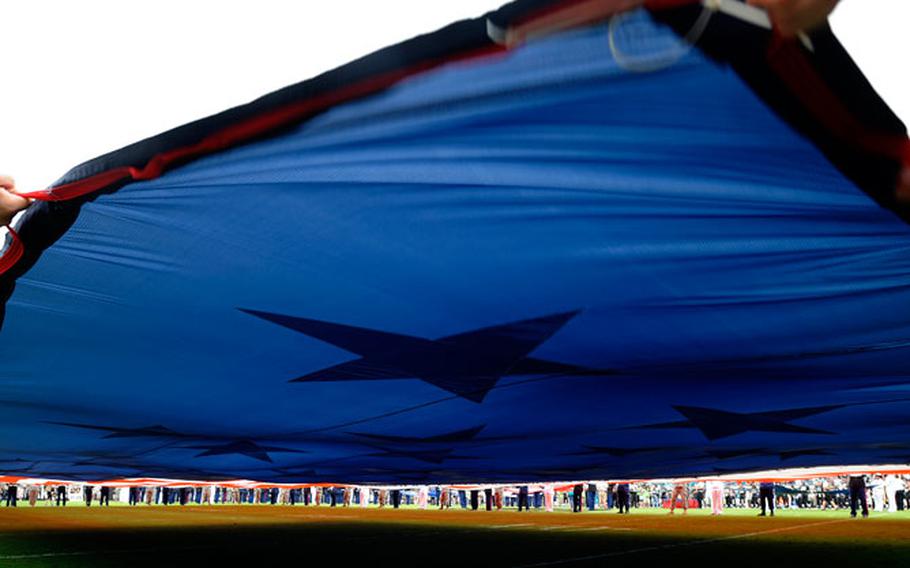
left=5, top=475, right=909, bottom=517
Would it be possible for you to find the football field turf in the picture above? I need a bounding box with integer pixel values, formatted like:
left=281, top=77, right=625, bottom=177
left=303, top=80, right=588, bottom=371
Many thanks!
left=1, top=506, right=908, bottom=567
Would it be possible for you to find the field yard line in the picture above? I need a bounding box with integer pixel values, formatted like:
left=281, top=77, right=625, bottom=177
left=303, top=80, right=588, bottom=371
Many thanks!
left=539, top=525, right=574, bottom=531
left=0, top=544, right=214, bottom=561
left=274, top=513, right=359, bottom=520
left=571, top=526, right=633, bottom=532
left=512, top=519, right=849, bottom=567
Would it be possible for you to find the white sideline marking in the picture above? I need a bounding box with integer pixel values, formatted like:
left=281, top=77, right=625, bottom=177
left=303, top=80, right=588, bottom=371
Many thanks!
left=571, top=526, right=633, bottom=532
left=487, top=523, right=534, bottom=529
left=539, top=525, right=574, bottom=531
left=285, top=514, right=358, bottom=520
left=512, top=519, right=848, bottom=567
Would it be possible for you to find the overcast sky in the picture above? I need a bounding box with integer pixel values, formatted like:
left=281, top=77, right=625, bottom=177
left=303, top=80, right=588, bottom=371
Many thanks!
left=2, top=1, right=907, bottom=192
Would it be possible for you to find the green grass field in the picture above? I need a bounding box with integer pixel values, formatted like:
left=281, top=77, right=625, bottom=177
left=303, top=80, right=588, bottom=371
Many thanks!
left=1, top=505, right=909, bottom=567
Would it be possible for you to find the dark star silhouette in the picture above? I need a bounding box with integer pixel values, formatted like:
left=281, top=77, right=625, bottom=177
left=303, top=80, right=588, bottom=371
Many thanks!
left=271, top=467, right=319, bottom=478
left=357, top=467, right=467, bottom=481
left=0, top=460, right=37, bottom=473
left=712, top=466, right=765, bottom=475
left=0, top=458, right=34, bottom=466
left=240, top=309, right=602, bottom=403
left=348, top=425, right=485, bottom=445
left=504, top=464, right=601, bottom=477
left=181, top=440, right=308, bottom=463
left=0, top=453, right=227, bottom=481
left=528, top=467, right=602, bottom=477
left=72, top=458, right=142, bottom=470
left=705, top=448, right=767, bottom=460
left=626, top=404, right=844, bottom=440
left=872, top=442, right=910, bottom=451
left=706, top=447, right=834, bottom=461
left=365, top=446, right=479, bottom=464
left=70, top=458, right=223, bottom=480
left=570, top=445, right=670, bottom=457
left=778, top=448, right=833, bottom=461
left=46, top=421, right=189, bottom=440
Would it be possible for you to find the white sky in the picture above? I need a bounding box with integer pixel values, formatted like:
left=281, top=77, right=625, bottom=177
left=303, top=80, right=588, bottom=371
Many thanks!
left=1, top=1, right=907, bottom=192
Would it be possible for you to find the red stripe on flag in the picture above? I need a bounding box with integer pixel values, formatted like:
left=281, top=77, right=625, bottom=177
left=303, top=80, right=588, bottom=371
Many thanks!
left=0, top=227, right=25, bottom=276
left=21, top=44, right=506, bottom=205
